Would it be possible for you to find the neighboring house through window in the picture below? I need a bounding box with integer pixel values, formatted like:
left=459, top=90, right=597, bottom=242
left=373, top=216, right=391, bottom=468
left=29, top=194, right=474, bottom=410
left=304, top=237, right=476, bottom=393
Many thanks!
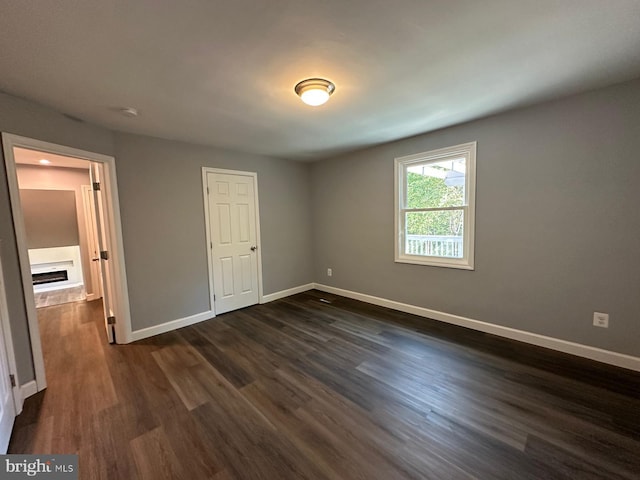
left=394, top=141, right=476, bottom=269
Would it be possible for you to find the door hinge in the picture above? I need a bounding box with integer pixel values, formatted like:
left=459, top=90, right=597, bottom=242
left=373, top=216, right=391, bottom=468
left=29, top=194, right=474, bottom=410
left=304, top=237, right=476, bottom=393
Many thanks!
left=210, top=242, right=213, bottom=250
left=100, top=250, right=109, bottom=260
left=207, top=186, right=210, bottom=195
left=9, top=374, right=15, bottom=388
left=107, top=316, right=116, bottom=325
left=214, top=294, right=216, bottom=301
left=93, top=182, right=101, bottom=191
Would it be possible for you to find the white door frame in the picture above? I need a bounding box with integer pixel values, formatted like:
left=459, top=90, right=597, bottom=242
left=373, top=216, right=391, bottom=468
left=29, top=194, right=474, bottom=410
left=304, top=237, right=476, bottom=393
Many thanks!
left=202, top=167, right=264, bottom=313
left=2, top=133, right=133, bottom=394
left=0, top=241, right=21, bottom=414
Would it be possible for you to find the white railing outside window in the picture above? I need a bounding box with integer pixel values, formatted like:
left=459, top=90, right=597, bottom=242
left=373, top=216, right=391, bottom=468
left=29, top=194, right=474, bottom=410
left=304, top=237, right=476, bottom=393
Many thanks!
left=405, top=235, right=463, bottom=258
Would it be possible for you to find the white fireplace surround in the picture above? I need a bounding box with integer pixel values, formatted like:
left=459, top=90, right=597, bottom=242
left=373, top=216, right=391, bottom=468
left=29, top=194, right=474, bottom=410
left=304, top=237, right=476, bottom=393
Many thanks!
left=29, top=246, right=84, bottom=292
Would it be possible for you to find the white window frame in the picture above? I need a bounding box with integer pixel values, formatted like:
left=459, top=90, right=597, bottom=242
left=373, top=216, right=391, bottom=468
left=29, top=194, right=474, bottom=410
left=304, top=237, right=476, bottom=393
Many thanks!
left=394, top=141, right=477, bottom=270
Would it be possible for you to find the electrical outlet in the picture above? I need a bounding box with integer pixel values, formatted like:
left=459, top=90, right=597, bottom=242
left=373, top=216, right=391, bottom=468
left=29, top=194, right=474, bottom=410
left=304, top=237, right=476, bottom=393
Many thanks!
left=593, top=312, right=609, bottom=328
left=327, top=268, right=332, bottom=277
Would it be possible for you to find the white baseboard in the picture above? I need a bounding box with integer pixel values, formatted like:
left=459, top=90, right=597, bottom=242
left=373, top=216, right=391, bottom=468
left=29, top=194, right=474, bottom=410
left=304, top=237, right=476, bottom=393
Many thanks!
left=17, top=380, right=38, bottom=413
left=129, top=283, right=315, bottom=343
left=130, top=310, right=215, bottom=342
left=313, top=283, right=640, bottom=372
left=260, top=283, right=315, bottom=304
left=20, top=380, right=37, bottom=401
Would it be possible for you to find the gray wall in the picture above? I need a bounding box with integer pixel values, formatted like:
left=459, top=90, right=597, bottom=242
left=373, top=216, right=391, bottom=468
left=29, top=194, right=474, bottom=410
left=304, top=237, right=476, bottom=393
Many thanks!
left=113, top=133, right=313, bottom=331
left=21, top=189, right=79, bottom=248
left=0, top=92, right=114, bottom=383
left=311, top=78, right=640, bottom=358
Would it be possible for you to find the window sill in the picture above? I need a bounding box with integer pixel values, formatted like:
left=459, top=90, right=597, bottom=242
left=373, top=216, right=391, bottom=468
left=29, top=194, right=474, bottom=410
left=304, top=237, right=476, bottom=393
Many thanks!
left=395, top=255, right=474, bottom=270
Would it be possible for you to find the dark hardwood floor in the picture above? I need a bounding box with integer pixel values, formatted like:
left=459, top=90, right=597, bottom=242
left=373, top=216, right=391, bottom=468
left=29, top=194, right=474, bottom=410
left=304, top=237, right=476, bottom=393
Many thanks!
left=9, top=290, right=640, bottom=479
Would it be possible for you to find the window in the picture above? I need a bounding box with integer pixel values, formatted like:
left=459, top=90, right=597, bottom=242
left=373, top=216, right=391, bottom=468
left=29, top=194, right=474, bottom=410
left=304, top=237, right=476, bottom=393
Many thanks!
left=395, top=142, right=476, bottom=270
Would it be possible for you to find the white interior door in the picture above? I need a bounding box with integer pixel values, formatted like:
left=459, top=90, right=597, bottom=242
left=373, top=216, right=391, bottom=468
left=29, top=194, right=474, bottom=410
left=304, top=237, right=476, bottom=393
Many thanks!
left=90, top=163, right=115, bottom=343
left=0, top=253, right=17, bottom=453
left=207, top=171, right=260, bottom=314
left=81, top=184, right=103, bottom=301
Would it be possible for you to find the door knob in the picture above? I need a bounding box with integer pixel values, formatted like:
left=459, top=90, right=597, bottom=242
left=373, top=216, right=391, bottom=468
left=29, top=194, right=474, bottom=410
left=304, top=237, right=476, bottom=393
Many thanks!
left=250, top=246, right=257, bottom=251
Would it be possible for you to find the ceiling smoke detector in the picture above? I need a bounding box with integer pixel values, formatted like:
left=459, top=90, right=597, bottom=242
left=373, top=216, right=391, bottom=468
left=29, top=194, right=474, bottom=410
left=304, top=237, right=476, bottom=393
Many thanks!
left=294, top=78, right=335, bottom=106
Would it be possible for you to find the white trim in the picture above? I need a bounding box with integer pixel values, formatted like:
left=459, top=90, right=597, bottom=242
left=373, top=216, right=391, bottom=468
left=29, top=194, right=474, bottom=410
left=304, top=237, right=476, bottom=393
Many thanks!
left=260, top=283, right=315, bottom=304
left=0, top=242, right=21, bottom=414
left=19, top=380, right=37, bottom=410
left=2, top=136, right=47, bottom=390
left=254, top=177, right=265, bottom=306
left=313, top=283, right=640, bottom=372
left=202, top=169, right=215, bottom=312
left=201, top=167, right=264, bottom=312
left=2, top=133, right=134, bottom=394
left=86, top=293, right=98, bottom=302
left=394, top=141, right=476, bottom=270
left=130, top=310, right=215, bottom=342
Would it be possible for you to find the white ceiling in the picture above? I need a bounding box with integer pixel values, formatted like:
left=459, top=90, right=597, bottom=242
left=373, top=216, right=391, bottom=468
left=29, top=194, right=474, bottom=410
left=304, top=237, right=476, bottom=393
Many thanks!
left=1, top=1, right=639, bottom=161
left=14, top=148, right=90, bottom=170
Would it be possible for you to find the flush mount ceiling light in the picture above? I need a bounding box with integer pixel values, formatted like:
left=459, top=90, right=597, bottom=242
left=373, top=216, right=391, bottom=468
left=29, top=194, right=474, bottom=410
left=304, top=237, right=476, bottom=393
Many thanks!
left=294, top=78, right=335, bottom=106
left=119, top=107, right=139, bottom=117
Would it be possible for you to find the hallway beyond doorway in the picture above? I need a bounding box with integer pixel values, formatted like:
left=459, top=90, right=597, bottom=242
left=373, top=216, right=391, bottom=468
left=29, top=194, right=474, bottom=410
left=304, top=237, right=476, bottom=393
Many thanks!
left=34, top=286, right=86, bottom=308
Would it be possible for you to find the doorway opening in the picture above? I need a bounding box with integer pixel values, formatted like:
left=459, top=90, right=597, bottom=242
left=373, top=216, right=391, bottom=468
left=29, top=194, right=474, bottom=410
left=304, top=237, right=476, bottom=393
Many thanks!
left=2, top=133, right=132, bottom=398
left=14, top=148, right=99, bottom=309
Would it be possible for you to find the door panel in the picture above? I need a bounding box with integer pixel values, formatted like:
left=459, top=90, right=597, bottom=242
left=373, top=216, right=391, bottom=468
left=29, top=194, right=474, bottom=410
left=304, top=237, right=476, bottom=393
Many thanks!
left=240, top=255, right=252, bottom=292
left=81, top=185, right=103, bottom=300
left=207, top=172, right=259, bottom=314
left=90, top=163, right=115, bottom=343
left=238, top=204, right=250, bottom=242
left=217, top=204, right=232, bottom=244
left=221, top=257, right=234, bottom=297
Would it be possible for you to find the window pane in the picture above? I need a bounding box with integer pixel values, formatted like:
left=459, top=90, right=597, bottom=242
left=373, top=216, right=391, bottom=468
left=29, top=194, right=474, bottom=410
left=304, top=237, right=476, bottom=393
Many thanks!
left=405, top=210, right=464, bottom=258
left=406, top=157, right=465, bottom=209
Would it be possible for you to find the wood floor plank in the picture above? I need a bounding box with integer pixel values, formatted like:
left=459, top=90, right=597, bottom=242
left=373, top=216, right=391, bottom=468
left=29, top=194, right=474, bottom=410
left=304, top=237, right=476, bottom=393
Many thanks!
left=130, top=426, right=187, bottom=480
left=159, top=402, right=227, bottom=478
left=9, top=290, right=640, bottom=480
left=178, top=327, right=254, bottom=388
left=151, top=348, right=210, bottom=411
left=524, top=434, right=632, bottom=480
left=191, top=399, right=333, bottom=480
left=79, top=403, right=139, bottom=479
left=228, top=309, right=316, bottom=360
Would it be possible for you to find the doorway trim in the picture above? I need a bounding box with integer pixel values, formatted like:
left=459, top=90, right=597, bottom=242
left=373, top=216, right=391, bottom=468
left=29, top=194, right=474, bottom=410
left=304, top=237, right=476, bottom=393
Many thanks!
left=1, top=133, right=133, bottom=393
left=0, top=240, right=21, bottom=413
left=201, top=167, right=264, bottom=313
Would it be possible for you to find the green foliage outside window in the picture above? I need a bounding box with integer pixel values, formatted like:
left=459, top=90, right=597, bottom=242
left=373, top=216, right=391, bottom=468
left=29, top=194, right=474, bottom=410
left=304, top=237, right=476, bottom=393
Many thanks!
left=406, top=172, right=464, bottom=236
